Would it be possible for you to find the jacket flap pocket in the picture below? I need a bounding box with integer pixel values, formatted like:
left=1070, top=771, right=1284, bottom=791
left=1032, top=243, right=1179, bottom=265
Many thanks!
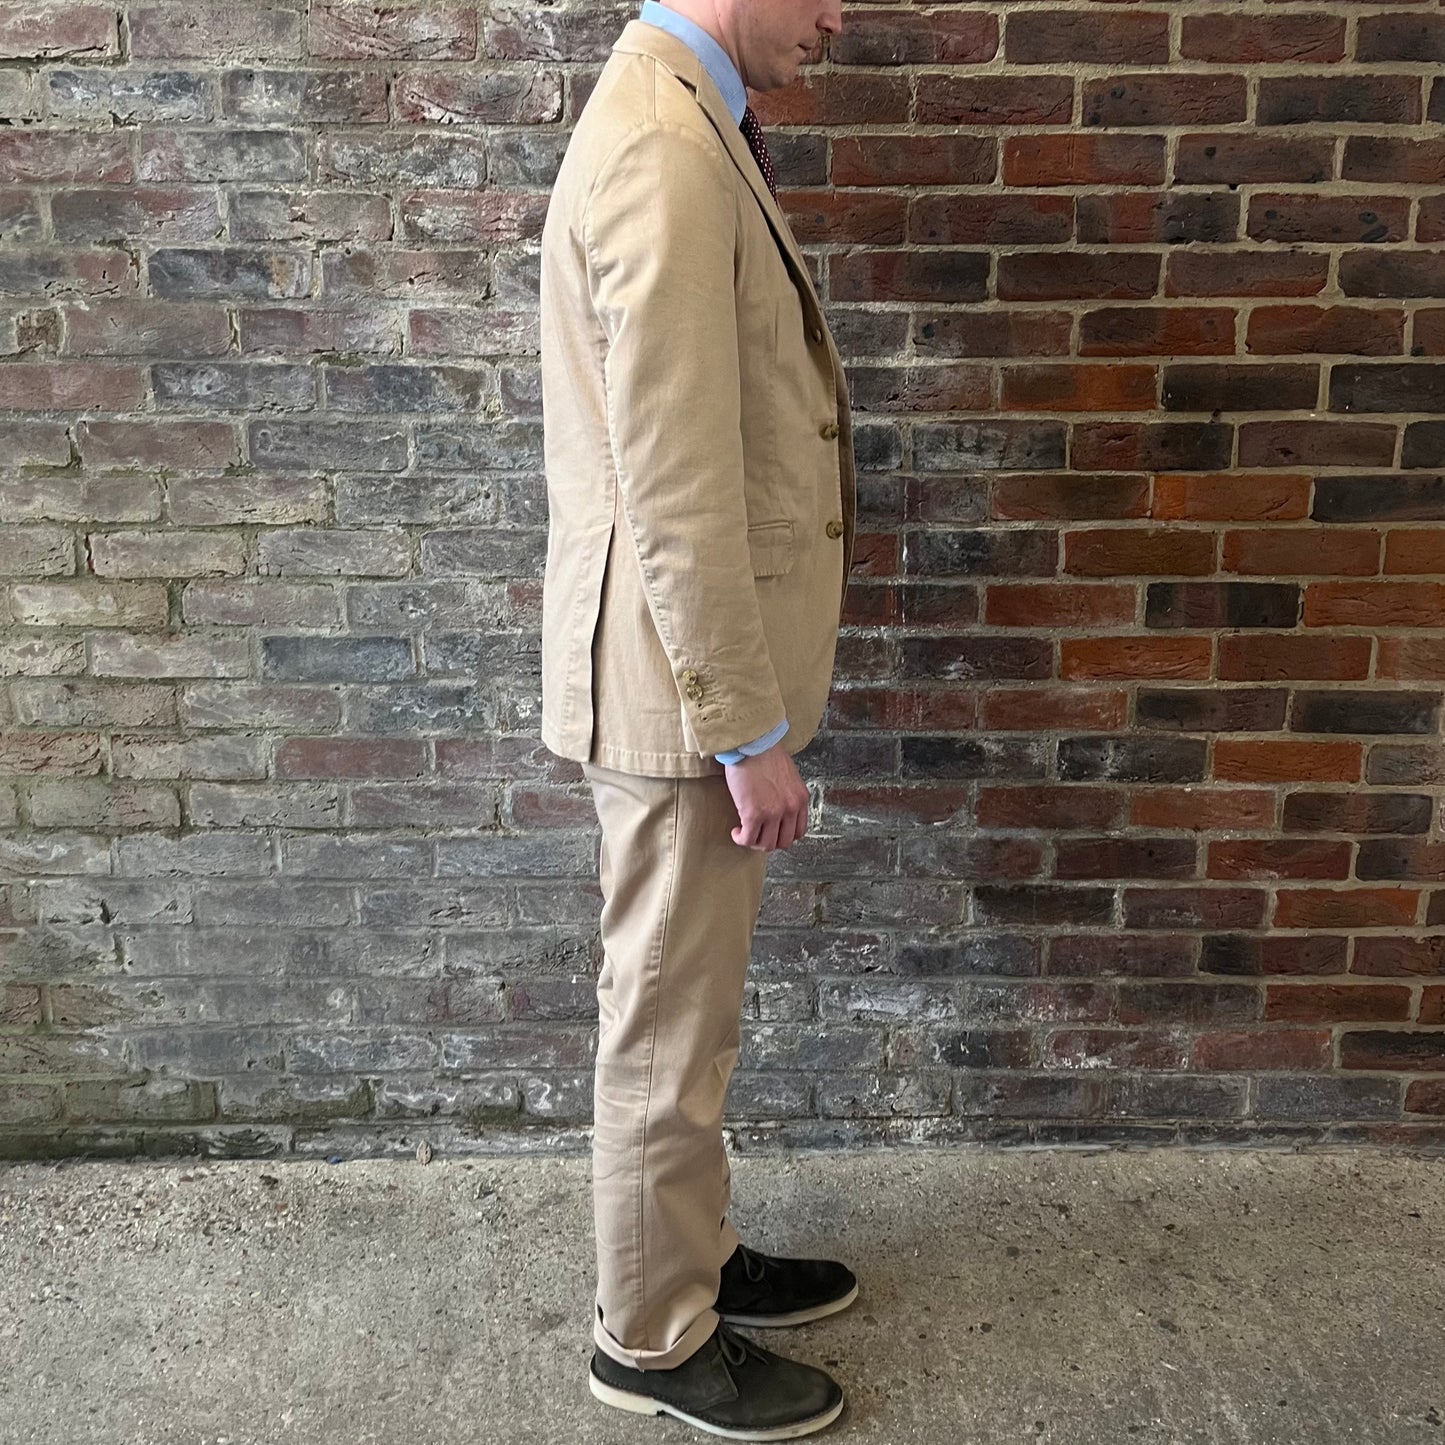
left=747, top=519, right=795, bottom=577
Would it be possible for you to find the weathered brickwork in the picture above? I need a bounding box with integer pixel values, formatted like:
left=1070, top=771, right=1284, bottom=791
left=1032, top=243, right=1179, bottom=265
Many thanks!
left=2, top=2, right=1444, bottom=1158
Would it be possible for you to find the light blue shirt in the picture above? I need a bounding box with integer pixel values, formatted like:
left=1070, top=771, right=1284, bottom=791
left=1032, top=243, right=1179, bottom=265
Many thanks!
left=639, top=1, right=747, bottom=124
left=637, top=2, right=788, bottom=767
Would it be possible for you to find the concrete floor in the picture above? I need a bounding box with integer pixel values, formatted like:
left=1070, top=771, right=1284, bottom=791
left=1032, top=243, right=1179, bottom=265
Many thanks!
left=0, top=1146, right=1441, bottom=1445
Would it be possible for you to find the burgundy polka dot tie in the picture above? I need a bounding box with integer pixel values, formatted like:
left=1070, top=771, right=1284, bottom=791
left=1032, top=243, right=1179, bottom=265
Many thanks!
left=740, top=105, right=777, bottom=201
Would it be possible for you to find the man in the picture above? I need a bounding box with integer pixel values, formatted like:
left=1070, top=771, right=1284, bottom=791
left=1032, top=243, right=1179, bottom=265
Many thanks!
left=539, top=1, right=856, bottom=1436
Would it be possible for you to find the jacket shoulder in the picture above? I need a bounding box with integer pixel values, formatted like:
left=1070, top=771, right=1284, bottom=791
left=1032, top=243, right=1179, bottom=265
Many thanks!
left=557, top=50, right=731, bottom=204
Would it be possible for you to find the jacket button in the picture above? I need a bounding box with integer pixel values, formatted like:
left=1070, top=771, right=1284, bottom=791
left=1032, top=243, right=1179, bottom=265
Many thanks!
left=811, top=325, right=825, bottom=344
left=826, top=520, right=844, bottom=539
left=820, top=421, right=840, bottom=440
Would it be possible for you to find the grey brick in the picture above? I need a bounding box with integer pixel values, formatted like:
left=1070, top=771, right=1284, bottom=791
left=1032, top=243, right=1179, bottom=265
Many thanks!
left=815, top=1071, right=952, bottom=1119
left=152, top=362, right=317, bottom=412
left=258, top=529, right=411, bottom=577
left=12, top=681, right=177, bottom=728
left=261, top=635, right=413, bottom=682
left=221, top=68, right=388, bottom=124
left=186, top=782, right=341, bottom=829
left=150, top=248, right=312, bottom=300
left=438, top=1025, right=593, bottom=1072
left=740, top=1025, right=887, bottom=1072
left=138, top=129, right=307, bottom=183
left=46, top=69, right=211, bottom=123
left=342, top=682, right=490, bottom=733
left=28, top=780, right=181, bottom=831
left=249, top=419, right=409, bottom=472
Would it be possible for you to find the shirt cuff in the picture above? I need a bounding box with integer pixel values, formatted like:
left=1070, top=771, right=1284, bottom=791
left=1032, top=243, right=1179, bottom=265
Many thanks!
left=715, top=718, right=789, bottom=765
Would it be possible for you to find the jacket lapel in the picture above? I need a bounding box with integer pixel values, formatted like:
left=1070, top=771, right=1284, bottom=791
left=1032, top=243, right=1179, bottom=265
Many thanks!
left=611, top=20, right=820, bottom=309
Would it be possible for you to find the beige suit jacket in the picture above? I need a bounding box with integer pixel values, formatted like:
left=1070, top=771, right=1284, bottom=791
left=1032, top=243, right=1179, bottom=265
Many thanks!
left=538, top=20, right=857, bottom=778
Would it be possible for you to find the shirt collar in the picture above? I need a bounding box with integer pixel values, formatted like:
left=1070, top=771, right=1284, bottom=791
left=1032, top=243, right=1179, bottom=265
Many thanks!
left=638, top=1, right=748, bottom=125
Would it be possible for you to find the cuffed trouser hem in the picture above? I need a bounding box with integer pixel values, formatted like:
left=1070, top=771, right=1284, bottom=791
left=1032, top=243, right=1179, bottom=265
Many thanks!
left=594, top=1302, right=721, bottom=1373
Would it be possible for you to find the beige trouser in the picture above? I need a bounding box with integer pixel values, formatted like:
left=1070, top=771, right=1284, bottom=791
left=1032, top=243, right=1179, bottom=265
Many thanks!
left=582, top=760, right=770, bottom=1371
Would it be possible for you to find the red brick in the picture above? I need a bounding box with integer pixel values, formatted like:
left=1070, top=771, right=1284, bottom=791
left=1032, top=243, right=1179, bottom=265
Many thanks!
left=915, top=74, right=1073, bottom=128
left=0, top=132, right=131, bottom=184
left=1222, top=528, right=1381, bottom=577
left=1238, top=421, right=1397, bottom=470
left=1071, top=422, right=1232, bottom=473
left=1064, top=528, right=1214, bottom=577
left=0, top=4, right=119, bottom=58
left=1414, top=311, right=1445, bottom=356
left=1378, top=637, right=1445, bottom=680
left=1122, top=888, right=1268, bottom=931
left=975, top=786, right=1124, bottom=830
left=1180, top=14, right=1345, bottom=64
left=1193, top=1030, right=1333, bottom=1071
left=75, top=421, right=240, bottom=471
left=1353, top=937, right=1445, bottom=978
left=1247, top=306, right=1405, bottom=357
left=1304, top=582, right=1445, bottom=628
left=0, top=363, right=144, bottom=411
left=979, top=688, right=1129, bottom=731
left=910, top=194, right=1072, bottom=247
left=831, top=250, right=988, bottom=304
left=826, top=687, right=977, bottom=733
left=1248, top=193, right=1409, bottom=246
left=1273, top=888, right=1418, bottom=929
left=999, top=252, right=1160, bottom=303
left=1383, top=530, right=1445, bottom=575
left=1081, top=75, right=1247, bottom=129
left=1406, top=1080, right=1445, bottom=1114
left=832, top=135, right=995, bottom=188
left=780, top=190, right=905, bottom=247
left=1208, top=839, right=1351, bottom=882
left=1061, top=637, right=1212, bottom=681
left=1007, top=11, right=1169, bottom=66
left=1265, top=988, right=1410, bottom=1023
left=1079, top=307, right=1235, bottom=359
left=1420, top=196, right=1445, bottom=245
left=1153, top=473, right=1309, bottom=522
left=750, top=73, right=909, bottom=127
left=1343, top=138, right=1445, bottom=186
left=985, top=584, right=1135, bottom=629
left=1001, top=364, right=1156, bottom=414
left=1166, top=251, right=1330, bottom=299
left=1420, top=988, right=1445, bottom=1025
left=1215, top=740, right=1362, bottom=784
left=1131, top=788, right=1276, bottom=831
left=275, top=737, right=425, bottom=778
left=991, top=474, right=1149, bottom=521
left=831, top=11, right=998, bottom=67
left=1218, top=634, right=1372, bottom=681
left=1340, top=1030, right=1445, bottom=1072
left=1004, top=135, right=1166, bottom=188
left=1175, top=134, right=1334, bottom=187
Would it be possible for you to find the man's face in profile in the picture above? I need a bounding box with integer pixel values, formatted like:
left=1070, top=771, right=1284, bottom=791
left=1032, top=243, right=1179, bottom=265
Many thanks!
left=734, top=0, right=843, bottom=93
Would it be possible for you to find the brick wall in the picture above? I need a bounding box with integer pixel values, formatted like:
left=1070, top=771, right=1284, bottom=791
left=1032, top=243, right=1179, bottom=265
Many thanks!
left=2, top=2, right=1444, bottom=1160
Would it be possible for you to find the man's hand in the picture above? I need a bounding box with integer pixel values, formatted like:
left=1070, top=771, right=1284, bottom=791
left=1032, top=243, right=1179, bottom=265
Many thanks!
left=723, top=742, right=810, bottom=851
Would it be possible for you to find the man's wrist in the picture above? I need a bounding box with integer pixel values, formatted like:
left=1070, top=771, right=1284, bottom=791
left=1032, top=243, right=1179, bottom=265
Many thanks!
left=715, top=718, right=789, bottom=765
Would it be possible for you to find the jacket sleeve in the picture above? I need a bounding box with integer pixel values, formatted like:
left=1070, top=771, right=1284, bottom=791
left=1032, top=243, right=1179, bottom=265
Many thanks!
left=583, top=119, right=787, bottom=757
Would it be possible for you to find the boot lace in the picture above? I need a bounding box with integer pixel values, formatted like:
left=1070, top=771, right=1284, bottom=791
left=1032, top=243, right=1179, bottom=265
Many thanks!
left=717, top=1321, right=769, bottom=1370
left=738, top=1242, right=769, bottom=1284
